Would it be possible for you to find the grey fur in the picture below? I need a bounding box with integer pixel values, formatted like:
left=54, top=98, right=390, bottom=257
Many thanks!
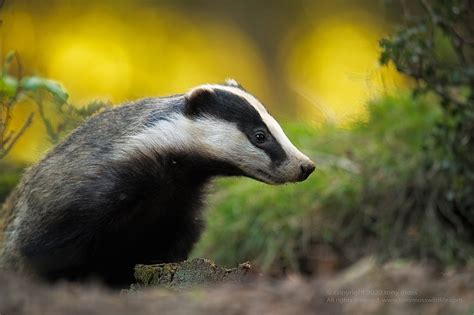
left=0, top=97, right=180, bottom=277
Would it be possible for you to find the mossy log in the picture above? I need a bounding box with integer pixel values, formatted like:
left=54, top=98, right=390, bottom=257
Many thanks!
left=132, top=258, right=253, bottom=290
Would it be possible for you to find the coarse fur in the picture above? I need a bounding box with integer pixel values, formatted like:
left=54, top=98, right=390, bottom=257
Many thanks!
left=0, top=81, right=315, bottom=286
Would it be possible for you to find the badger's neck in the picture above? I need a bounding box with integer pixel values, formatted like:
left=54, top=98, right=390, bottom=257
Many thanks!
left=105, top=145, right=242, bottom=216
left=110, top=114, right=244, bottom=190
left=112, top=112, right=245, bottom=182
left=160, top=151, right=244, bottom=183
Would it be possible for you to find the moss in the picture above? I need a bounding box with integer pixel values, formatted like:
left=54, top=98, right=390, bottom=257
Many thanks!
left=133, top=258, right=252, bottom=290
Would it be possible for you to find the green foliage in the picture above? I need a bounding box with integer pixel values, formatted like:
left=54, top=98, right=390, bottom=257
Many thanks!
left=193, top=93, right=449, bottom=272
left=20, top=76, right=69, bottom=104
left=0, top=50, right=109, bottom=156
left=0, top=51, right=109, bottom=202
left=1, top=51, right=70, bottom=155
left=380, top=0, right=474, bottom=257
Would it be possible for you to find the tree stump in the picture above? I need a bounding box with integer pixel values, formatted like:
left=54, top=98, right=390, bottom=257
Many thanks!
left=131, top=258, right=253, bottom=291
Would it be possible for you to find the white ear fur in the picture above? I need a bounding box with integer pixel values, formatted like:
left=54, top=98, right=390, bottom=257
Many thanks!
left=224, top=78, right=240, bottom=88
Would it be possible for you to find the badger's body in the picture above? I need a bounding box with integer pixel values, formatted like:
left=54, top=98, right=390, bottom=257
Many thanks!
left=0, top=81, right=315, bottom=286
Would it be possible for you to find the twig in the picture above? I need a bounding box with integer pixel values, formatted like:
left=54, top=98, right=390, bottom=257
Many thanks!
left=36, top=95, right=58, bottom=143
left=14, top=51, right=23, bottom=80
left=419, top=0, right=436, bottom=23
left=0, top=112, right=34, bottom=159
left=418, top=0, right=436, bottom=51
left=400, top=0, right=412, bottom=21
left=1, top=98, right=12, bottom=147
left=3, top=129, right=12, bottom=144
left=1, top=53, right=23, bottom=151
left=0, top=101, right=5, bottom=146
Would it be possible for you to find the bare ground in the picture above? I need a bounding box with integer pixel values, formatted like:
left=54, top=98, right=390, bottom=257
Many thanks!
left=0, top=257, right=473, bottom=315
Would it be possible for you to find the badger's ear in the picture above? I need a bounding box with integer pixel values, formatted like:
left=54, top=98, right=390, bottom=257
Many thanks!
left=224, top=78, right=245, bottom=90
left=184, top=86, right=215, bottom=117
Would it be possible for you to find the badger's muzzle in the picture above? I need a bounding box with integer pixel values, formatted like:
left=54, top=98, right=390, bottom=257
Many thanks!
left=298, top=161, right=316, bottom=181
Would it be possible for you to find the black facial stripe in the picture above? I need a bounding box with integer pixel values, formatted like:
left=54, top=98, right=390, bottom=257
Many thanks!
left=186, top=88, right=288, bottom=166
left=255, top=129, right=288, bottom=167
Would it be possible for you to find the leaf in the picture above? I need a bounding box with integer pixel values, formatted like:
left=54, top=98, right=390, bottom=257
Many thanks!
left=20, top=76, right=69, bottom=103
left=43, top=80, right=69, bottom=103
left=19, top=76, right=43, bottom=90
left=0, top=75, right=18, bottom=98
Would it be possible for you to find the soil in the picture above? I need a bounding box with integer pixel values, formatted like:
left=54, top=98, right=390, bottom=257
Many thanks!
left=0, top=256, right=473, bottom=315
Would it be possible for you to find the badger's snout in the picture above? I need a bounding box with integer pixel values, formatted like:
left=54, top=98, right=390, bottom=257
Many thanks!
left=266, top=156, right=315, bottom=185
left=298, top=161, right=316, bottom=181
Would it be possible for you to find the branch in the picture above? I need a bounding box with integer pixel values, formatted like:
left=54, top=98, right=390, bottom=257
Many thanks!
left=3, top=129, right=13, bottom=144
left=0, top=112, right=34, bottom=160
left=400, top=0, right=413, bottom=21
left=419, top=0, right=436, bottom=23
left=36, top=95, right=59, bottom=143
left=1, top=99, right=12, bottom=145
left=0, top=101, right=5, bottom=146
left=0, top=53, right=23, bottom=146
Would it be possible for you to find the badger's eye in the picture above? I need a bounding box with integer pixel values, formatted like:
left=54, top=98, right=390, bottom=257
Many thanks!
left=254, top=131, right=266, bottom=143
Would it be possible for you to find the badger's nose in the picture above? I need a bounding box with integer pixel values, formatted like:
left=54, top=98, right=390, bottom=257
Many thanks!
left=299, top=162, right=316, bottom=181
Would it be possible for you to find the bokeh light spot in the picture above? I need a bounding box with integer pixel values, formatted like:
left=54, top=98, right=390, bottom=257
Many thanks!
left=284, top=16, right=407, bottom=125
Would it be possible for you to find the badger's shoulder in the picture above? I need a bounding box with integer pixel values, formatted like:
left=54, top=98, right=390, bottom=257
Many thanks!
left=65, top=95, right=185, bottom=148
left=33, top=95, right=182, bottom=165
left=14, top=96, right=185, bottom=207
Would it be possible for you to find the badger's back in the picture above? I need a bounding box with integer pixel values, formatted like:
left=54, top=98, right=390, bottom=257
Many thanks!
left=0, top=96, right=207, bottom=285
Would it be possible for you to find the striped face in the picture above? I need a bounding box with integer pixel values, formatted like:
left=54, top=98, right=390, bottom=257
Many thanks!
left=182, top=81, right=315, bottom=184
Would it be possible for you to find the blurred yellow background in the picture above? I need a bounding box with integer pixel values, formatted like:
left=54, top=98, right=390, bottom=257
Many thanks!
left=1, top=0, right=406, bottom=163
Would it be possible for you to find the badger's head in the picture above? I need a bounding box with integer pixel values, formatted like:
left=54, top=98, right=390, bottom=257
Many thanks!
left=180, top=80, right=315, bottom=184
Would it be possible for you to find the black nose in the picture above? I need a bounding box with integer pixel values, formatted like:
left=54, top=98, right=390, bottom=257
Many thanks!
left=299, top=162, right=316, bottom=181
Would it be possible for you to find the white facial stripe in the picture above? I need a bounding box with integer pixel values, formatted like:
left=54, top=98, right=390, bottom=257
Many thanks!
left=200, top=84, right=309, bottom=162
left=114, top=113, right=193, bottom=158
left=114, top=113, right=271, bottom=171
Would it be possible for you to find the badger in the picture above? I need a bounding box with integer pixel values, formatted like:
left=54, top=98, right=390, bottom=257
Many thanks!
left=0, top=80, right=315, bottom=286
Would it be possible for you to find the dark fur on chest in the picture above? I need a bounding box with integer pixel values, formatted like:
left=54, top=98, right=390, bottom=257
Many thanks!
left=19, top=151, right=241, bottom=286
